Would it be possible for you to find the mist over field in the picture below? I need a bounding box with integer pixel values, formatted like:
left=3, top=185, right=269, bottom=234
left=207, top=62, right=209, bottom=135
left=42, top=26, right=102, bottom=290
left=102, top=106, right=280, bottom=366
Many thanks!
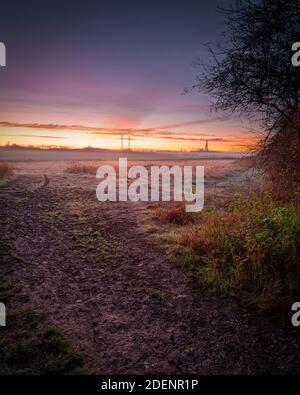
left=0, top=147, right=244, bottom=162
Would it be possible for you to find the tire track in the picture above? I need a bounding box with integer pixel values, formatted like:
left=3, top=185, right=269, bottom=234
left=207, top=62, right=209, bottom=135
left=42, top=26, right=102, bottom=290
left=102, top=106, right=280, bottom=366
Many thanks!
left=2, top=174, right=300, bottom=374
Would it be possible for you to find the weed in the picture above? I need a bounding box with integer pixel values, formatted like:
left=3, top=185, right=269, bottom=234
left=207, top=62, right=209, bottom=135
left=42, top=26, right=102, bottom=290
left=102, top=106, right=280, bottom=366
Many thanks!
left=0, top=163, right=13, bottom=179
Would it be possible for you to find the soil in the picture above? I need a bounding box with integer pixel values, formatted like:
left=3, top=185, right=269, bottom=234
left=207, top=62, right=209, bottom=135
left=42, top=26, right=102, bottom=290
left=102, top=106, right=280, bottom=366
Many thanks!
left=1, top=171, right=300, bottom=374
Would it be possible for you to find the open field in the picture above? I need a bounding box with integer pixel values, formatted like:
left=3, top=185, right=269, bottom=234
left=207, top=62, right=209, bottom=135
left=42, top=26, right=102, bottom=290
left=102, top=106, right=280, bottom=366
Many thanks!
left=0, top=147, right=244, bottom=162
left=1, top=158, right=300, bottom=374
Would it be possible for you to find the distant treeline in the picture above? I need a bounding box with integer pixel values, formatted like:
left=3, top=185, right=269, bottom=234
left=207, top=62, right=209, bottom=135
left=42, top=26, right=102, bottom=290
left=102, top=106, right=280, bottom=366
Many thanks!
left=1, top=144, right=110, bottom=151
left=0, top=144, right=183, bottom=153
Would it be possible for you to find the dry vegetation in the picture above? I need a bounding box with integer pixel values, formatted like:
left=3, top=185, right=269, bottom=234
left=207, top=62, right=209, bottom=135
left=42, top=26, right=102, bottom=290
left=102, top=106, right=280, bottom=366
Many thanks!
left=0, top=163, right=13, bottom=179
left=65, top=163, right=98, bottom=175
left=153, top=203, right=195, bottom=226
left=153, top=193, right=300, bottom=310
left=258, top=123, right=300, bottom=203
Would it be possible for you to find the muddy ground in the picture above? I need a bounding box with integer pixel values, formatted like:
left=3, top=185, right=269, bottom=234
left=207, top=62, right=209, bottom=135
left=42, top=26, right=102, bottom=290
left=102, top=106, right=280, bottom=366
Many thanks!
left=1, top=162, right=300, bottom=374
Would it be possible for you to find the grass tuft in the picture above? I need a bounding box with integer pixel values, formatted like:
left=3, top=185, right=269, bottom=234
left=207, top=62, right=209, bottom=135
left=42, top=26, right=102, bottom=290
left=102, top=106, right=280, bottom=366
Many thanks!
left=153, top=203, right=194, bottom=226
left=0, top=163, right=13, bottom=179
left=65, top=164, right=98, bottom=174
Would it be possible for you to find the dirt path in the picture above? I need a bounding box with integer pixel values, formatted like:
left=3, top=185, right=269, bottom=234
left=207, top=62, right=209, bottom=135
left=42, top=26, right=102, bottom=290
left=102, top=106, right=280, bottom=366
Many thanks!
left=1, top=174, right=300, bottom=374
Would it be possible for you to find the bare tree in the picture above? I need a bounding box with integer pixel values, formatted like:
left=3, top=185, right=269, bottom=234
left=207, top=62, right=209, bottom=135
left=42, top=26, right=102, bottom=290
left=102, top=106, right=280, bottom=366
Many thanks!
left=193, top=0, right=300, bottom=197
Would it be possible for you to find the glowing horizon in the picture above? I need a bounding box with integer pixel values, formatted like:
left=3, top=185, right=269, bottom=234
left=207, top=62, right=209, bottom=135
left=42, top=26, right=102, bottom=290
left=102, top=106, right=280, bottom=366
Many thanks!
left=0, top=121, right=258, bottom=152
left=0, top=0, right=259, bottom=154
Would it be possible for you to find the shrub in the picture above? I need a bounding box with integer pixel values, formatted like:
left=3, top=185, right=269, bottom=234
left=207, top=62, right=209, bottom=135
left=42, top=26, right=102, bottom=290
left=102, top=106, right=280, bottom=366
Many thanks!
left=178, top=193, right=300, bottom=309
left=154, top=203, right=194, bottom=225
left=258, top=118, right=300, bottom=202
left=0, top=163, right=13, bottom=179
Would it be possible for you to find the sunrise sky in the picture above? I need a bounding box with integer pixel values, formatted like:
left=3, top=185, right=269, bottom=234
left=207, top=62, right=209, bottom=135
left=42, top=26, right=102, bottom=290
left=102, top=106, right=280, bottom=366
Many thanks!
left=0, top=0, right=258, bottom=152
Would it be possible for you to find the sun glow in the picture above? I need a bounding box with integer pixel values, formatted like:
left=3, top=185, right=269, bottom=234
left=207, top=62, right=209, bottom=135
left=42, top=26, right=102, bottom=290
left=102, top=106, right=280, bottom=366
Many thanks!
left=0, top=124, right=257, bottom=152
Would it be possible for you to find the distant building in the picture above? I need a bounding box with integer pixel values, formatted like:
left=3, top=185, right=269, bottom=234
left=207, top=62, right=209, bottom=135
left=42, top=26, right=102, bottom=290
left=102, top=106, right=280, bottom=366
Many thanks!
left=205, top=140, right=209, bottom=152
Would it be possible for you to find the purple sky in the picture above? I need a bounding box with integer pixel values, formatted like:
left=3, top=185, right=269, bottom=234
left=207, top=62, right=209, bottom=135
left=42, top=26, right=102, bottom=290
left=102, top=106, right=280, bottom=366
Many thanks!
left=0, top=1, right=256, bottom=151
